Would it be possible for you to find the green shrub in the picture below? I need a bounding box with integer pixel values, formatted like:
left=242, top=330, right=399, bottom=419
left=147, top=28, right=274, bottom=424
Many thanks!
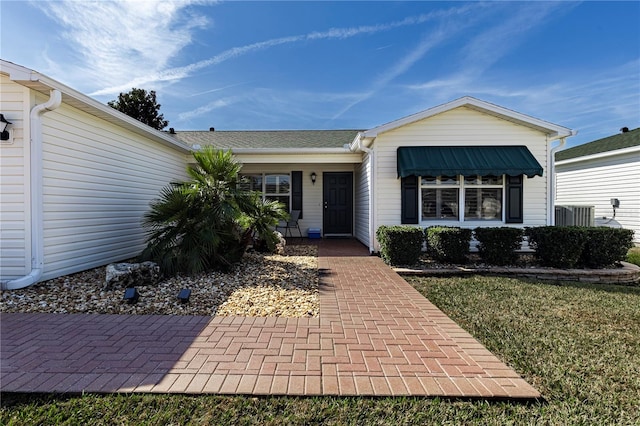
left=425, top=226, right=472, bottom=264
left=627, top=247, right=640, bottom=267
left=239, top=194, right=289, bottom=253
left=141, top=147, right=287, bottom=276
left=376, top=225, right=424, bottom=266
left=580, top=227, right=634, bottom=268
left=473, top=227, right=523, bottom=266
left=525, top=226, right=587, bottom=268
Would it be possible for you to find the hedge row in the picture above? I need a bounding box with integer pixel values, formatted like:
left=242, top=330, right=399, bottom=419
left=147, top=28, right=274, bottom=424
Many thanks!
left=526, top=226, right=634, bottom=268
left=376, top=225, right=634, bottom=269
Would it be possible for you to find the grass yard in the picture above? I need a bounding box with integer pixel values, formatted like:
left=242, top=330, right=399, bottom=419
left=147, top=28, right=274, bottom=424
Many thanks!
left=627, top=247, right=640, bottom=266
left=2, top=276, right=639, bottom=425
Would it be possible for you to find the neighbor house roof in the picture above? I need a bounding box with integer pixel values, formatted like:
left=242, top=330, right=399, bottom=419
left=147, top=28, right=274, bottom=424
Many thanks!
left=172, top=129, right=362, bottom=149
left=555, top=127, right=640, bottom=162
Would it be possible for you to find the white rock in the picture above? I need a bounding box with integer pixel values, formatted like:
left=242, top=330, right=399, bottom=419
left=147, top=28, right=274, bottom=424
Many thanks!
left=104, top=261, right=161, bottom=290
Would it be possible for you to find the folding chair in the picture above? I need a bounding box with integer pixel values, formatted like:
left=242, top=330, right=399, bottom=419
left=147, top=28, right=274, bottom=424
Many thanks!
left=276, top=210, right=302, bottom=238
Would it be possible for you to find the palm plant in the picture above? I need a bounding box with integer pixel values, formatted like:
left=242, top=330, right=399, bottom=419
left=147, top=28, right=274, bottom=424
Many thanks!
left=240, top=193, right=289, bottom=253
left=141, top=147, right=257, bottom=275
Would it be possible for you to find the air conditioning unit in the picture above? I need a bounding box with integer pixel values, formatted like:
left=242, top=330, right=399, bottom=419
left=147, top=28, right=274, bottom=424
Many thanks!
left=555, top=205, right=595, bottom=227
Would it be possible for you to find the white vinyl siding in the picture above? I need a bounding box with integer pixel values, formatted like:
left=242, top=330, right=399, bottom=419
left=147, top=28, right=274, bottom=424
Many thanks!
left=238, top=163, right=355, bottom=237
left=39, top=101, right=188, bottom=280
left=354, top=153, right=371, bottom=248
left=556, top=152, right=640, bottom=244
left=372, top=106, right=549, bottom=250
left=0, top=76, right=31, bottom=279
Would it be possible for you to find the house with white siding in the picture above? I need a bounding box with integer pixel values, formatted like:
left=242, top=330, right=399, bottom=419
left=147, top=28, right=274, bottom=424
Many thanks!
left=0, top=60, right=191, bottom=289
left=175, top=97, right=575, bottom=252
left=1, top=59, right=574, bottom=288
left=555, top=128, right=640, bottom=245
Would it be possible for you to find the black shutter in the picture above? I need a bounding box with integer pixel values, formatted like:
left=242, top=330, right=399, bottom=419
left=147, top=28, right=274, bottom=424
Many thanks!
left=505, top=175, right=523, bottom=223
left=291, top=171, right=303, bottom=219
left=401, top=175, right=419, bottom=224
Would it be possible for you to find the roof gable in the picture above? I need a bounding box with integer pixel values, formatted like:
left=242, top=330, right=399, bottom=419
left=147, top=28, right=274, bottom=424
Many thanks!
left=361, top=96, right=573, bottom=139
left=555, top=128, right=640, bottom=161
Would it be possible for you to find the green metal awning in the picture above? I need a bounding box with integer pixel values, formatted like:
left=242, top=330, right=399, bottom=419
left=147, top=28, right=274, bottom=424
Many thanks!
left=397, top=146, right=543, bottom=178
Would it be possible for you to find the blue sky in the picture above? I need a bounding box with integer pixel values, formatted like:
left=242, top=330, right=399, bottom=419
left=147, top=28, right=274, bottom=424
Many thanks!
left=1, top=1, right=639, bottom=148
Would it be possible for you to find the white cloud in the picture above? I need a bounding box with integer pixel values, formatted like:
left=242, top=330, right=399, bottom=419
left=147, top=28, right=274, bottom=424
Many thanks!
left=328, top=2, right=497, bottom=120
left=407, top=2, right=573, bottom=100
left=39, top=0, right=212, bottom=93
left=458, top=2, right=574, bottom=76
left=43, top=0, right=632, bottom=143
left=330, top=28, right=450, bottom=120
left=188, top=81, right=252, bottom=97
left=90, top=2, right=489, bottom=96
left=175, top=87, right=368, bottom=128
left=399, top=3, right=582, bottom=106
left=178, top=97, right=234, bottom=121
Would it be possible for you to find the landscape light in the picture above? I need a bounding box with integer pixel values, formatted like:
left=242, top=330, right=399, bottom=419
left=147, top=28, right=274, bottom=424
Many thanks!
left=177, top=288, right=191, bottom=303
left=123, top=287, right=139, bottom=304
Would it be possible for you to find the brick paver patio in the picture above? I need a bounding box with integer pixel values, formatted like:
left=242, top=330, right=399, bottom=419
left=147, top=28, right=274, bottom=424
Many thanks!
left=0, top=239, right=539, bottom=398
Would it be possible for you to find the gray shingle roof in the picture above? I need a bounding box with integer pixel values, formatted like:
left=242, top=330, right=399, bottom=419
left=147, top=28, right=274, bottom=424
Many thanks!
left=555, top=128, right=640, bottom=161
left=171, top=129, right=362, bottom=149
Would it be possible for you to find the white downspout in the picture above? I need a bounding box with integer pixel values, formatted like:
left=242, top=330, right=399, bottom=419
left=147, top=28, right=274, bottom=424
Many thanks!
left=548, top=130, right=577, bottom=225
left=1, top=89, right=62, bottom=290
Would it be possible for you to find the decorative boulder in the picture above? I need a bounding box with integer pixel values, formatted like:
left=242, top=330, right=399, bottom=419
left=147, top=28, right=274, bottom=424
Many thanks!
left=104, top=261, right=162, bottom=290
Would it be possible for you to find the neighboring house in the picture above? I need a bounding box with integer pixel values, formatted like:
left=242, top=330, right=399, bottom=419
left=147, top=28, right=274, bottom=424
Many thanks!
left=0, top=60, right=191, bottom=289
left=174, top=97, right=574, bottom=253
left=555, top=127, right=640, bottom=245
left=1, top=59, right=575, bottom=288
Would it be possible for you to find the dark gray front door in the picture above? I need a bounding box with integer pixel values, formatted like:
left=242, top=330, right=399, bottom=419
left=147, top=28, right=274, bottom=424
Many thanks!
left=323, top=172, right=353, bottom=235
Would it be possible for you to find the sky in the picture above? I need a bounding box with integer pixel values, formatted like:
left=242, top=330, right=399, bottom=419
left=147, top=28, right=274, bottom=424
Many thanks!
left=1, top=1, right=639, bottom=148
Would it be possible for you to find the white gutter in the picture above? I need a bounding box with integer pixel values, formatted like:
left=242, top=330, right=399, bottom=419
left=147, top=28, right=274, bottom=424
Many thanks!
left=226, top=147, right=354, bottom=155
left=548, top=130, right=578, bottom=225
left=1, top=89, right=62, bottom=290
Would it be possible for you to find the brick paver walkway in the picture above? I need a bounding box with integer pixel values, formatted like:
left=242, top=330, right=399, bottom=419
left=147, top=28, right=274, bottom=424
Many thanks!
left=1, top=240, right=539, bottom=398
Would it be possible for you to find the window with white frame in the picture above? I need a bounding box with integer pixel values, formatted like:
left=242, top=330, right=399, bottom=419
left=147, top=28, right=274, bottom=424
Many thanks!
left=421, top=176, right=459, bottom=220
left=240, top=173, right=291, bottom=211
left=420, top=175, right=504, bottom=222
left=464, top=175, right=503, bottom=220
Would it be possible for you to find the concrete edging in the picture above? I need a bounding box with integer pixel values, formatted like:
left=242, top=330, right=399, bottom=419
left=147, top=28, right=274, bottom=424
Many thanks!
left=394, top=262, right=640, bottom=285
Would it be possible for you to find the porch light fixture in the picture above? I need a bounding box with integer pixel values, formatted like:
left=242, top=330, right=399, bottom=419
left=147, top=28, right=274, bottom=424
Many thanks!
left=177, top=288, right=191, bottom=303
left=310, top=172, right=317, bottom=185
left=0, top=114, right=11, bottom=141
left=611, top=198, right=620, bottom=219
left=123, top=287, right=139, bottom=304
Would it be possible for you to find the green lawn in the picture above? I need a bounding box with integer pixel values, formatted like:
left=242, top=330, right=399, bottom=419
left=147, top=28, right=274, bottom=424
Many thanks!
left=627, top=247, right=640, bottom=266
left=2, top=276, right=639, bottom=425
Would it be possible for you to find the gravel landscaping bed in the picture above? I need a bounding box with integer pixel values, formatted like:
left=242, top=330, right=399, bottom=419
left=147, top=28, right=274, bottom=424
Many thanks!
left=1, top=245, right=318, bottom=317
